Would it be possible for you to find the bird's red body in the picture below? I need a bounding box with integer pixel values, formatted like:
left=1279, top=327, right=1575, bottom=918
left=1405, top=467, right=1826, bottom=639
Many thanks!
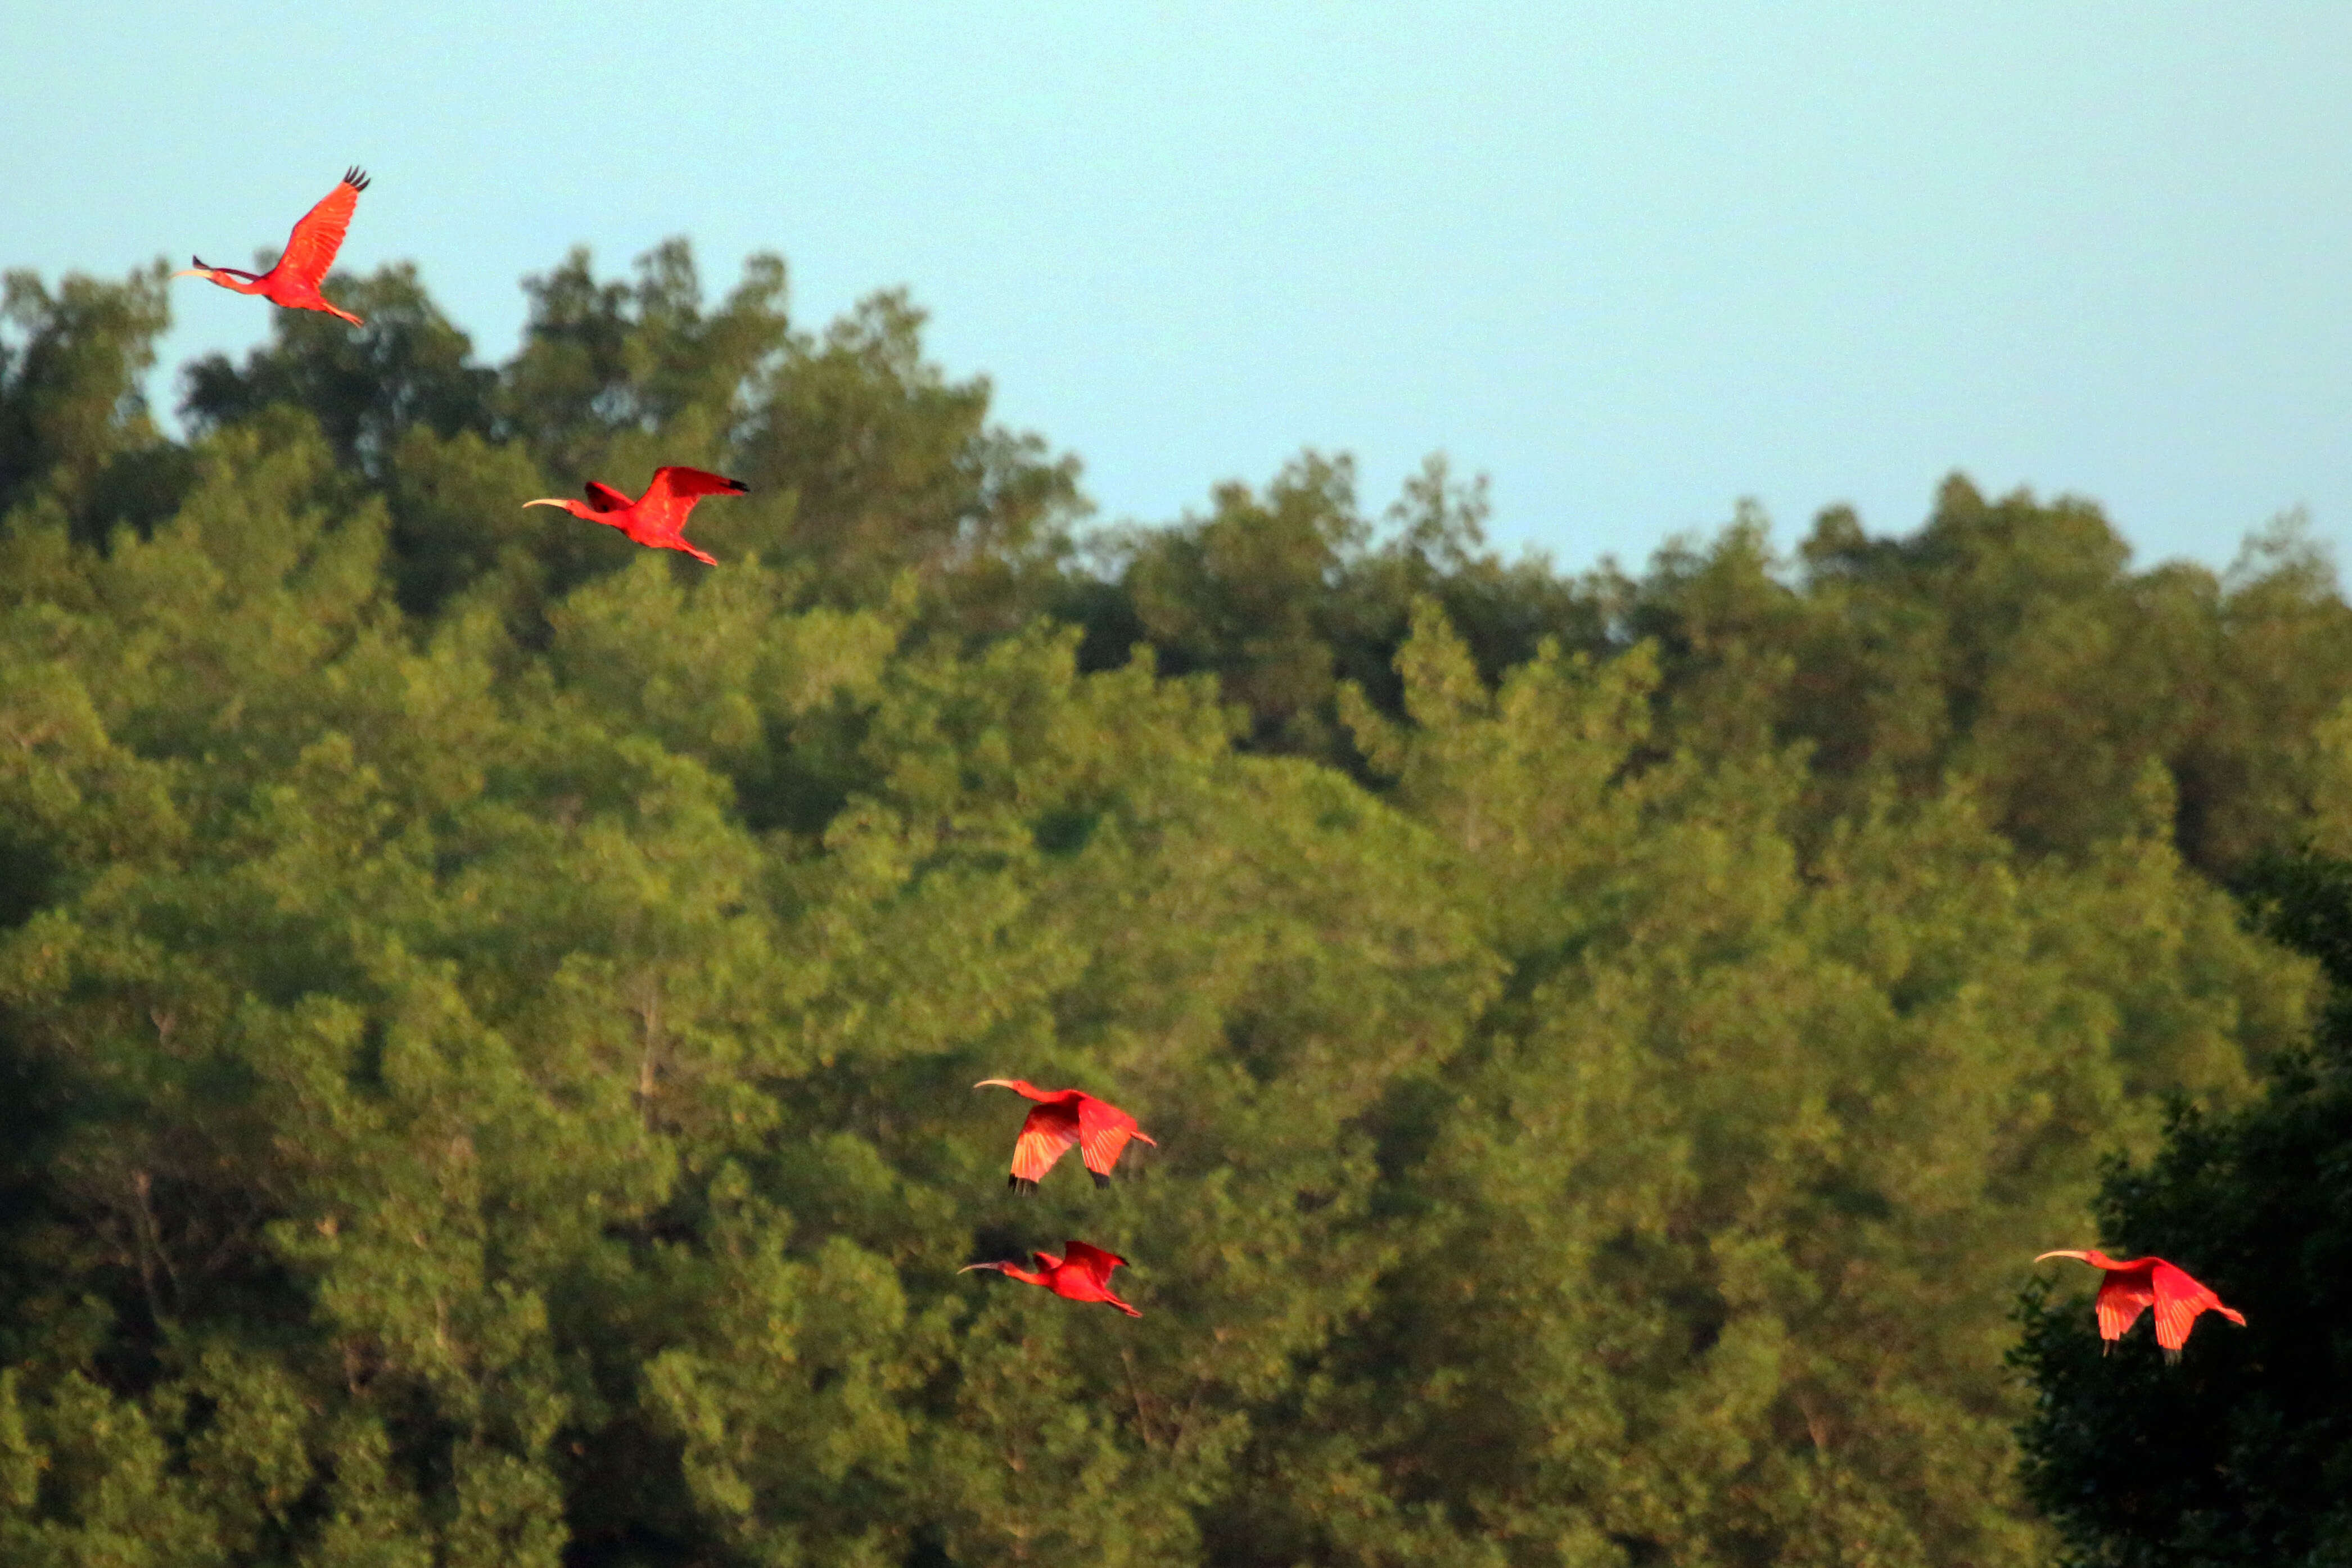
left=176, top=168, right=372, bottom=327
left=2037, top=1249, right=2246, bottom=1362
left=974, top=1079, right=1156, bottom=1193
left=523, top=467, right=750, bottom=565
left=960, top=1239, right=1141, bottom=1317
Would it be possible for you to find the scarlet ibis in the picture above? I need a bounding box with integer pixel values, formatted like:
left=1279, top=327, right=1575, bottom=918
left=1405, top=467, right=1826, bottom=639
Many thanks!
left=523, top=467, right=750, bottom=565
left=974, top=1079, right=1156, bottom=1193
left=175, top=168, right=372, bottom=327
left=2036, top=1249, right=2247, bottom=1362
left=960, top=1239, right=1141, bottom=1317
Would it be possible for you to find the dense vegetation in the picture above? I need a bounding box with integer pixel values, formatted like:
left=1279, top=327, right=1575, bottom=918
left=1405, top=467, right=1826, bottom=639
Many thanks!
left=2, top=244, right=2349, bottom=1567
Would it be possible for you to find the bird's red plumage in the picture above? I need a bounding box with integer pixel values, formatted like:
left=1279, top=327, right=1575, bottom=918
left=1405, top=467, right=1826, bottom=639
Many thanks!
left=645, top=466, right=753, bottom=503
left=1076, top=1095, right=1150, bottom=1177
left=979, top=1081, right=1154, bottom=1191
left=274, top=170, right=367, bottom=297
left=525, top=467, right=748, bottom=566
left=2149, top=1259, right=2245, bottom=1352
left=179, top=168, right=372, bottom=328
left=1010, top=1107, right=1080, bottom=1184
left=963, top=1238, right=1140, bottom=1317
left=2040, top=1249, right=2244, bottom=1360
left=1059, top=1240, right=1128, bottom=1286
left=2093, top=1269, right=2155, bottom=1344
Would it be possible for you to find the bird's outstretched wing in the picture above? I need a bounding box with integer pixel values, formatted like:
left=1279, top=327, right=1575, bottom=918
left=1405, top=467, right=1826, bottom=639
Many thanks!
left=278, top=168, right=369, bottom=290
left=645, top=466, right=750, bottom=511
left=1059, top=1240, right=1128, bottom=1285
left=648, top=466, right=750, bottom=498
left=638, top=467, right=750, bottom=537
left=583, top=481, right=634, bottom=513
left=1009, top=1106, right=1080, bottom=1190
left=1076, top=1096, right=1149, bottom=1185
left=2094, top=1270, right=2155, bottom=1343
left=2151, top=1262, right=2243, bottom=1353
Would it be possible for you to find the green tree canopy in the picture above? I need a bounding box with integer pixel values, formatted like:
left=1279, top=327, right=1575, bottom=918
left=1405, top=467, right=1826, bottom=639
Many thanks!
left=2, top=249, right=2348, bottom=1566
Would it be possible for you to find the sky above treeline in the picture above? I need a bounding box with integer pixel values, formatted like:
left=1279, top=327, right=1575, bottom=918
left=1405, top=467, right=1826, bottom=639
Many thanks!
left=3, top=3, right=2348, bottom=573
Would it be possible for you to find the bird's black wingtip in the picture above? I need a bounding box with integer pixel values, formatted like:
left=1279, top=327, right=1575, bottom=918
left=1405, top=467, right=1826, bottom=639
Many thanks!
left=345, top=166, right=371, bottom=192
left=1008, top=1176, right=1037, bottom=1195
left=1090, top=1171, right=1112, bottom=1190
left=725, top=477, right=750, bottom=494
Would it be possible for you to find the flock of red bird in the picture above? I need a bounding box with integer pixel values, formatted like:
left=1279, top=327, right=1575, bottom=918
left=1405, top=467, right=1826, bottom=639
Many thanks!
left=178, top=171, right=2252, bottom=1354
left=182, top=171, right=751, bottom=565
left=961, top=1079, right=1154, bottom=1316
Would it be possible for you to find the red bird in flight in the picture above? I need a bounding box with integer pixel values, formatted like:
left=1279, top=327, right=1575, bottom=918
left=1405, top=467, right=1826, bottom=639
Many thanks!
left=975, top=1079, right=1156, bottom=1193
left=960, top=1239, right=1141, bottom=1317
left=524, top=467, right=750, bottom=565
left=176, top=168, right=372, bottom=327
left=2036, top=1249, right=2247, bottom=1362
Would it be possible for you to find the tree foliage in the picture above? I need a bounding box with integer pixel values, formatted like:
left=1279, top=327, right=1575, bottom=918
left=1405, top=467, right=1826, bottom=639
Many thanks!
left=1, top=247, right=2346, bottom=1565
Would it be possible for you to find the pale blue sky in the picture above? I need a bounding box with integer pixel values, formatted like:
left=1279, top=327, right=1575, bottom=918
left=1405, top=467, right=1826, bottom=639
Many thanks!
left=5, top=4, right=2349, bottom=575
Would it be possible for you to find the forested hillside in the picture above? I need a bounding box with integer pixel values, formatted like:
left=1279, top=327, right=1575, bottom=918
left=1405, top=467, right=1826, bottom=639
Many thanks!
left=2, top=245, right=2349, bottom=1567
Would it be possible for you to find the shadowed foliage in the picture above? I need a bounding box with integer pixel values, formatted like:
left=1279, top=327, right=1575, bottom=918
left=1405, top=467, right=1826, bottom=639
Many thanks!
left=2014, top=847, right=2352, bottom=1567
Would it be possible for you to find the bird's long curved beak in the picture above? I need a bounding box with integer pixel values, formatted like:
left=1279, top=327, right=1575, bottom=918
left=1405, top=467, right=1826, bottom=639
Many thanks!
left=520, top=498, right=566, bottom=510
left=170, top=268, right=205, bottom=279
left=957, top=1262, right=1000, bottom=1275
left=2034, top=1250, right=2092, bottom=1263
left=973, top=1079, right=1015, bottom=1091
